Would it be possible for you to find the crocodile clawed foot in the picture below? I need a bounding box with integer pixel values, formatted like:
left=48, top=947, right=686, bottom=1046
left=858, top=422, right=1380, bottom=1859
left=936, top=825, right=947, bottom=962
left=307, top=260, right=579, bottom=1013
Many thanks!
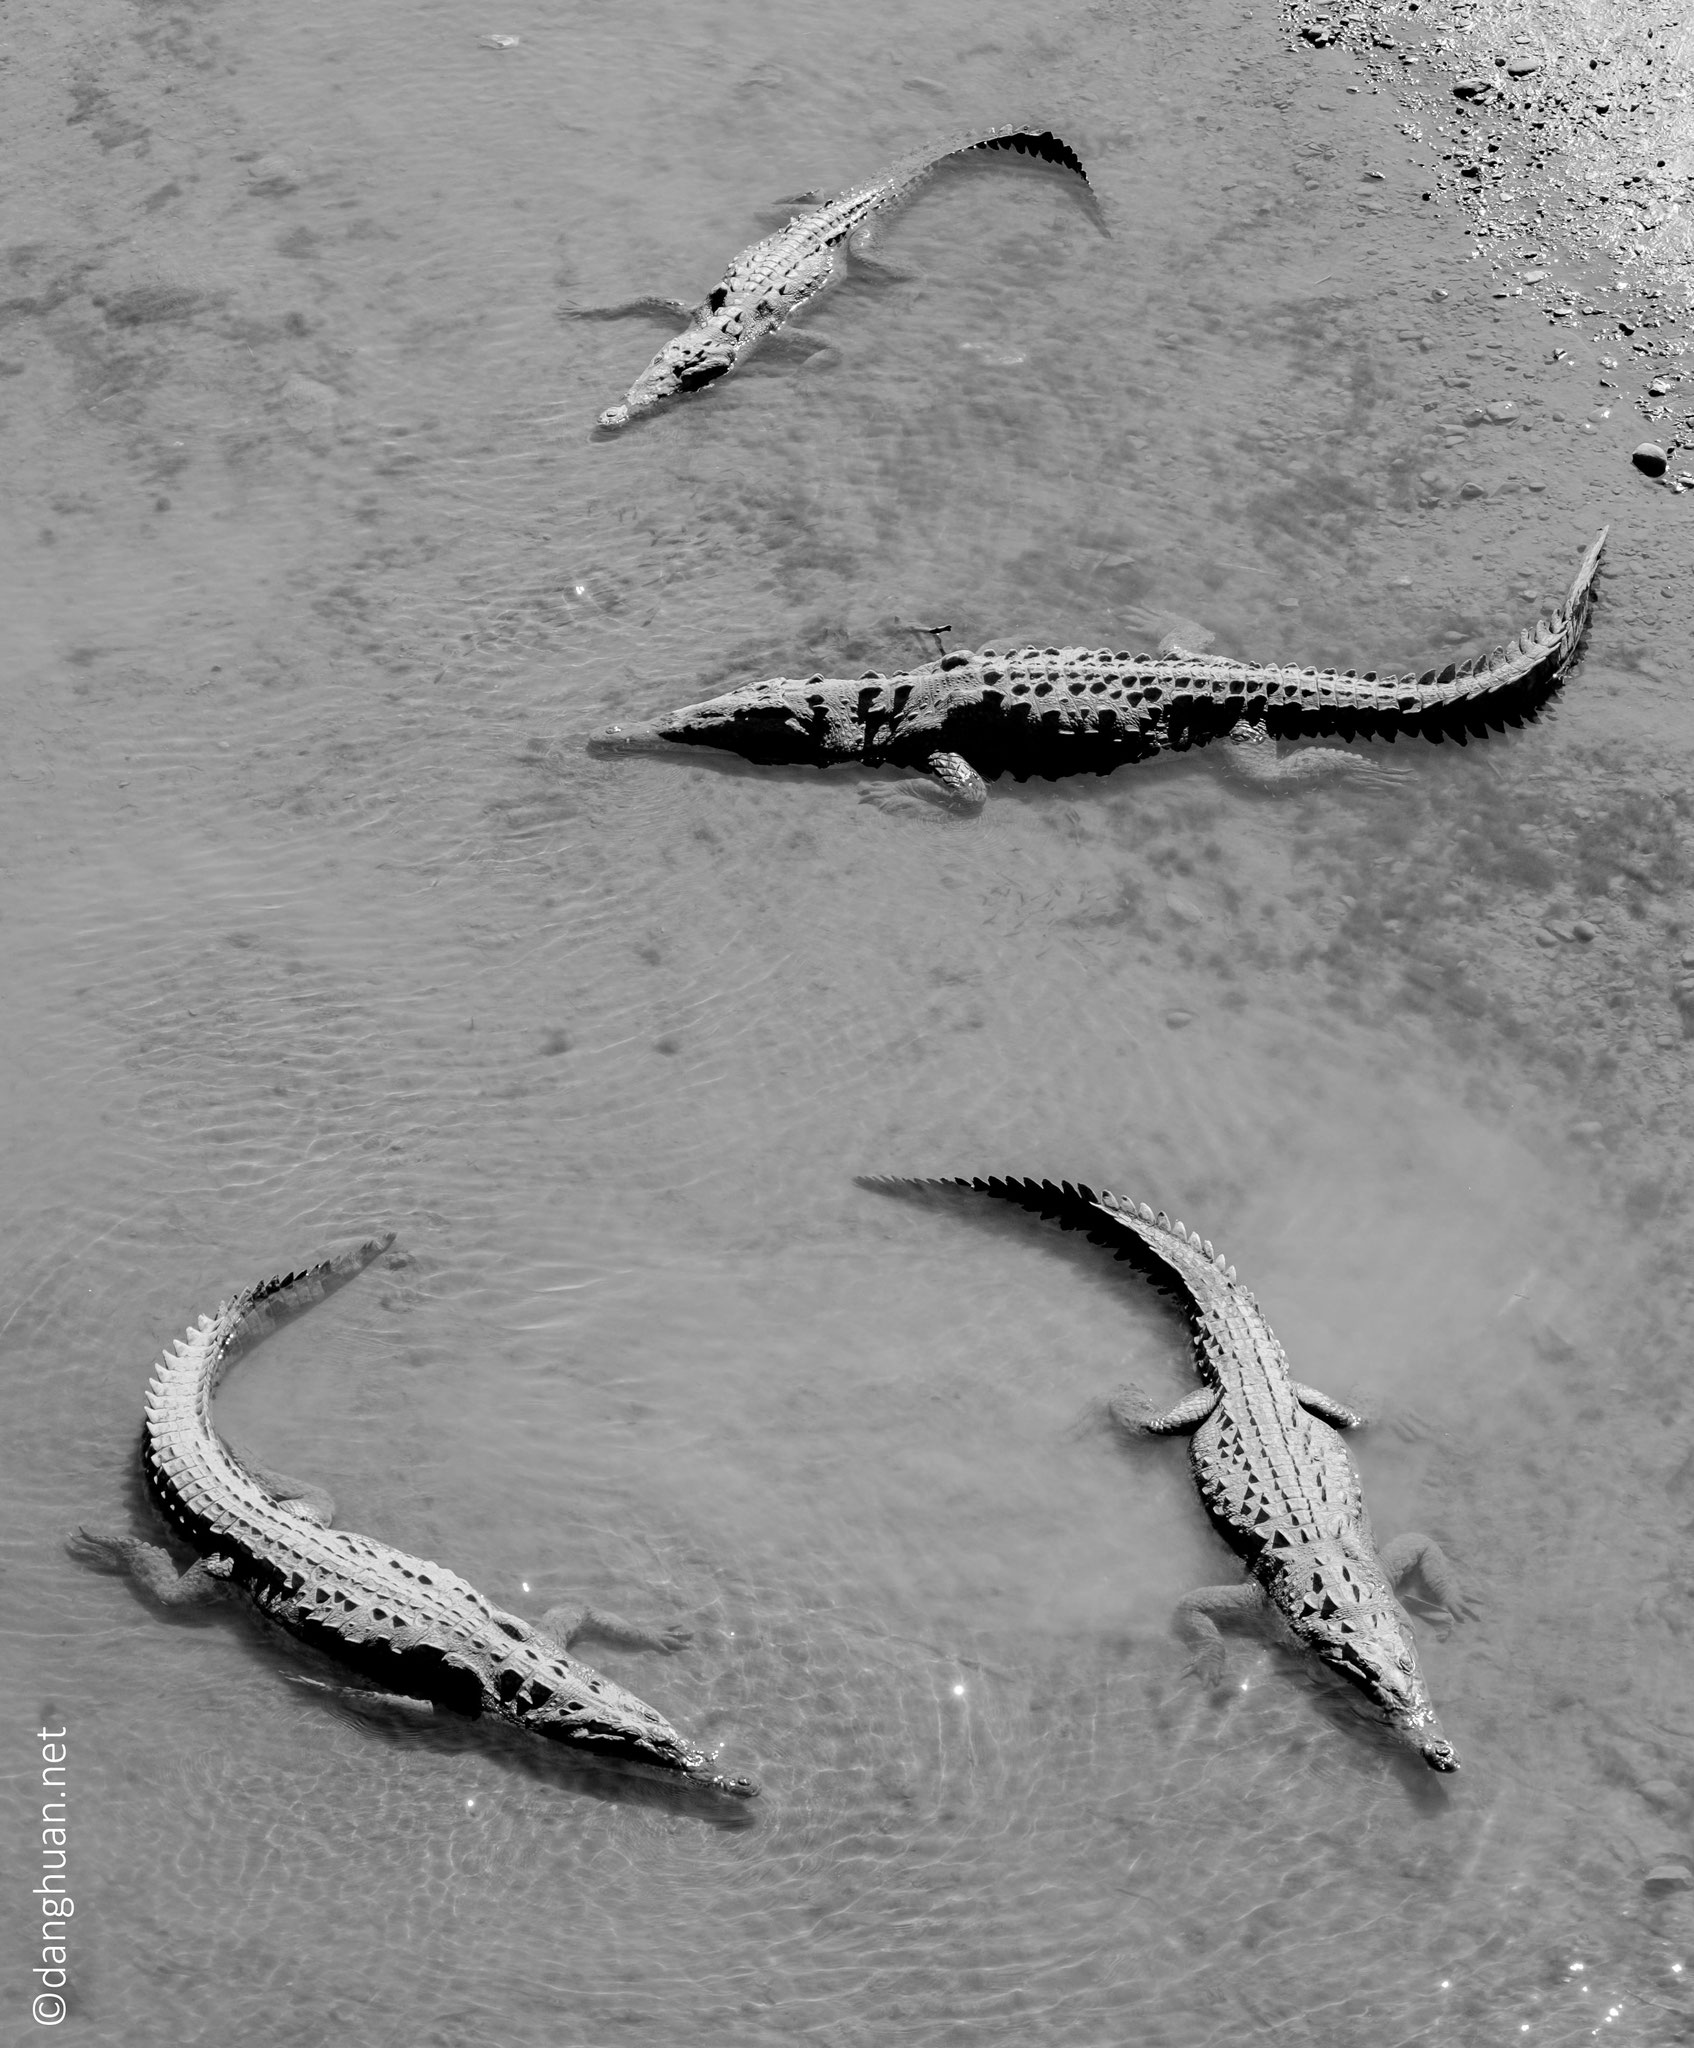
left=858, top=778, right=963, bottom=816
left=539, top=1603, right=694, bottom=1655
left=1219, top=725, right=1413, bottom=792
left=1111, top=604, right=1216, bottom=659
left=1182, top=1647, right=1228, bottom=1690
left=1104, top=1381, right=1162, bottom=1436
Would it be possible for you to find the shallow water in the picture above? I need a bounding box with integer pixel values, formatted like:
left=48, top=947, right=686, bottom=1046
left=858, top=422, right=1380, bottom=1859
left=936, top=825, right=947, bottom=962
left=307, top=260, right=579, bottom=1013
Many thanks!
left=5, top=1, right=1694, bottom=2042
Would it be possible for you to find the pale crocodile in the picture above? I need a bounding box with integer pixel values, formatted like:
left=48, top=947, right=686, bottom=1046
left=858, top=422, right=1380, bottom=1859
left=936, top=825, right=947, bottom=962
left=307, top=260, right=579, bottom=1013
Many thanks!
left=593, top=528, right=1607, bottom=810
left=865, top=1176, right=1470, bottom=1770
left=586, top=125, right=1094, bottom=430
left=72, top=1239, right=757, bottom=1800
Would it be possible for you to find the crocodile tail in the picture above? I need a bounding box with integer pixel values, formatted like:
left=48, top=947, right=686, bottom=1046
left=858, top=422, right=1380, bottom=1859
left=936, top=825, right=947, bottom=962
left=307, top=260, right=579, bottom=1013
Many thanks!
left=1387, top=528, right=1607, bottom=746
left=874, top=125, right=1093, bottom=210
left=858, top=1175, right=1213, bottom=1316
left=146, top=1236, right=396, bottom=1428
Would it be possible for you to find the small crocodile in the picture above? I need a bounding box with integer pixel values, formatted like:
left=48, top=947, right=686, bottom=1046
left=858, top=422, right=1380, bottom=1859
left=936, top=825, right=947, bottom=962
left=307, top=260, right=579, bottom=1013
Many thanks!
left=72, top=1239, right=757, bottom=1800
left=586, top=125, right=1094, bottom=431
left=593, top=528, right=1606, bottom=810
left=865, top=1176, right=1470, bottom=1770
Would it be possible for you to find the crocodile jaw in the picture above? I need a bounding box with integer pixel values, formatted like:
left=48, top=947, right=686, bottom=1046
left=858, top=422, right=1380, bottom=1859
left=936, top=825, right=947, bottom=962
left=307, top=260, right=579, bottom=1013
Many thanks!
left=1309, top=1617, right=1460, bottom=1770
left=597, top=317, right=740, bottom=430
left=592, top=680, right=863, bottom=768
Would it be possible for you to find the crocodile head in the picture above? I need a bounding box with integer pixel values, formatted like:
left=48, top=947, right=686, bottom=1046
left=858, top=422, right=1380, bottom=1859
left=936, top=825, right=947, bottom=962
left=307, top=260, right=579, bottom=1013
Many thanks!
left=597, top=309, right=743, bottom=431
left=591, top=678, right=863, bottom=767
left=1297, top=1599, right=1460, bottom=1771
left=523, top=1690, right=760, bottom=1797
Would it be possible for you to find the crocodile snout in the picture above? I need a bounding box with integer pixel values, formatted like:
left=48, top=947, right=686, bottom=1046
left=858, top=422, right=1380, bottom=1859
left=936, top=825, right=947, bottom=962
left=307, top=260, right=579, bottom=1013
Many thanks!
left=588, top=722, right=677, bottom=754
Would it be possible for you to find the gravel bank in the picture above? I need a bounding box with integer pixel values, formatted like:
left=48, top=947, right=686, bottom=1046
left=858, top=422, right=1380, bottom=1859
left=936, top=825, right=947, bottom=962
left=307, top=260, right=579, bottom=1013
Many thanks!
left=1282, top=0, right=1691, bottom=467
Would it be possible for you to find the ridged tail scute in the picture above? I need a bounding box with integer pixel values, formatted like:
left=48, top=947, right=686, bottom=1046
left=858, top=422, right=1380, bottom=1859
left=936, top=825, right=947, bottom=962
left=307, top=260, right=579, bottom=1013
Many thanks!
left=140, top=1235, right=396, bottom=1547
left=859, top=1175, right=1225, bottom=1328
left=969, top=129, right=1090, bottom=183
left=1266, top=527, right=1607, bottom=748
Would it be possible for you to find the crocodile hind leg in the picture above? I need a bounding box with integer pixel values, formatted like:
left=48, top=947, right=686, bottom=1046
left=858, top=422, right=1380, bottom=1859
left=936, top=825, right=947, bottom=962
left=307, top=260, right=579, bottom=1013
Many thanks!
left=563, top=297, right=694, bottom=323
left=68, top=1528, right=233, bottom=1606
left=844, top=222, right=914, bottom=284
left=287, top=1674, right=439, bottom=1723
left=859, top=752, right=989, bottom=815
left=1380, top=1533, right=1477, bottom=1623
left=537, top=1604, right=694, bottom=1655
left=1290, top=1384, right=1369, bottom=1430
left=230, top=1452, right=336, bottom=1527
left=1219, top=721, right=1410, bottom=791
left=1176, top=1581, right=1271, bottom=1685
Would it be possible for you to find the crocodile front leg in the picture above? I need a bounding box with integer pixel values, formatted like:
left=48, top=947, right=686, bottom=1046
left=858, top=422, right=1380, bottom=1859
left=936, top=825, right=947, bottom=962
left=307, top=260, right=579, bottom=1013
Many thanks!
left=537, top=1603, right=694, bottom=1656
left=1177, top=1581, right=1270, bottom=1685
left=69, top=1529, right=233, bottom=1607
left=1380, top=1533, right=1476, bottom=1622
left=288, top=1674, right=439, bottom=1723
left=858, top=752, right=990, bottom=814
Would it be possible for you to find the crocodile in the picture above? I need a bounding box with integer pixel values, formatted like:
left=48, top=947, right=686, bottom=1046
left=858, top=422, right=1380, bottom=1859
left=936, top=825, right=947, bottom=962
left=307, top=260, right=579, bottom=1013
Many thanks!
left=71, top=1239, right=758, bottom=1800
left=585, top=125, right=1094, bottom=431
left=864, top=1176, right=1470, bottom=1770
left=592, top=528, right=1607, bottom=811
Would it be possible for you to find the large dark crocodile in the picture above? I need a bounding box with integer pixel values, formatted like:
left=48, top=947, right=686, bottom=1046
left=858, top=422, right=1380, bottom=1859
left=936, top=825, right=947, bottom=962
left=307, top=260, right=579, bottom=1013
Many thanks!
left=593, top=528, right=1607, bottom=810
left=586, top=125, right=1094, bottom=431
left=72, top=1239, right=757, bottom=1800
left=865, top=1176, right=1470, bottom=1770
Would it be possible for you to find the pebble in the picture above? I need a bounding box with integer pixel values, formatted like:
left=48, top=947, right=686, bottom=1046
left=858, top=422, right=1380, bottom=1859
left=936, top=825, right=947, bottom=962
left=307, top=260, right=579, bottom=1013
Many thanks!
left=1632, top=443, right=1669, bottom=478
left=1643, top=1863, right=1694, bottom=1891
left=246, top=154, right=302, bottom=196
left=1453, top=78, right=1493, bottom=99
left=1681, top=948, right=1694, bottom=968
left=1165, top=1009, right=1195, bottom=1029
left=1461, top=406, right=1487, bottom=427
left=1534, top=928, right=1558, bottom=949
left=1505, top=56, right=1542, bottom=77
left=1458, top=480, right=1487, bottom=500
left=1640, top=1780, right=1686, bottom=1812
left=1648, top=379, right=1671, bottom=397
left=1166, top=892, right=1204, bottom=925
left=1486, top=400, right=1519, bottom=423
left=1572, top=919, right=1598, bottom=942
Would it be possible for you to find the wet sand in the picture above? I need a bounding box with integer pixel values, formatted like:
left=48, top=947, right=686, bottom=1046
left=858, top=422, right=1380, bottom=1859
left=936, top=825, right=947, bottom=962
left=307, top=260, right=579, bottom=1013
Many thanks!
left=3, top=1, right=1693, bottom=2042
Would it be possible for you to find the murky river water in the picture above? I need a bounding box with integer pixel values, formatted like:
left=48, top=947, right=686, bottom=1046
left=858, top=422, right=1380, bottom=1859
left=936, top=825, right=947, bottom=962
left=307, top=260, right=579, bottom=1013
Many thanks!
left=5, top=2, right=1693, bottom=2042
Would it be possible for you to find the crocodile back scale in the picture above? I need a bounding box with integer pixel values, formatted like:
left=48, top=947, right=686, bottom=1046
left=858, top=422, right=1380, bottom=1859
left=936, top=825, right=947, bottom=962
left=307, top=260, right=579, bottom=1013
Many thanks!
left=592, top=529, right=1606, bottom=802
left=864, top=1176, right=1462, bottom=1770
left=595, top=126, right=1092, bottom=430
left=133, top=1240, right=756, bottom=1797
